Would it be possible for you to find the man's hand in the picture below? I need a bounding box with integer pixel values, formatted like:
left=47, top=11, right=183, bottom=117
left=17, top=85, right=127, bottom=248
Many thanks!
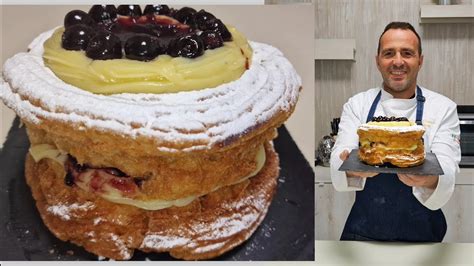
left=398, top=174, right=439, bottom=190
left=339, top=150, right=378, bottom=178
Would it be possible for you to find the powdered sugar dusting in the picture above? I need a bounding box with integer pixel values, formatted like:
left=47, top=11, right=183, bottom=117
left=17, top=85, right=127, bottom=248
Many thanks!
left=109, top=233, right=132, bottom=260
left=194, top=242, right=225, bottom=253
left=93, top=217, right=103, bottom=225
left=141, top=175, right=273, bottom=256
left=385, top=154, right=425, bottom=162
left=46, top=202, right=94, bottom=221
left=1, top=30, right=301, bottom=152
left=359, top=123, right=424, bottom=133
left=141, top=234, right=189, bottom=250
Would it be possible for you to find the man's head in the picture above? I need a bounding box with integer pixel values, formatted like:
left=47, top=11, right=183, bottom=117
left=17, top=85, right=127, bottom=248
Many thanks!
left=376, top=22, right=423, bottom=98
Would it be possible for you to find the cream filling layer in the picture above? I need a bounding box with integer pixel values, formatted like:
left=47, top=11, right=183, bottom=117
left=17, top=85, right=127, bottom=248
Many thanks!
left=43, top=26, right=252, bottom=94
left=366, top=121, right=414, bottom=127
left=29, top=144, right=68, bottom=164
left=360, top=140, right=418, bottom=151
left=29, top=144, right=266, bottom=210
left=359, top=123, right=425, bottom=133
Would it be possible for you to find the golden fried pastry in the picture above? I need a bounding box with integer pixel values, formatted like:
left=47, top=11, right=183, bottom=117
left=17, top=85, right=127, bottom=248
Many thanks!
left=26, top=142, right=279, bottom=260
left=1, top=5, right=301, bottom=260
left=358, top=117, right=425, bottom=167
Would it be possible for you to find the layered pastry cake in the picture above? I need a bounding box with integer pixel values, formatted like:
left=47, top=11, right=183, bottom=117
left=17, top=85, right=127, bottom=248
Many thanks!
left=0, top=5, right=301, bottom=260
left=358, top=116, right=425, bottom=167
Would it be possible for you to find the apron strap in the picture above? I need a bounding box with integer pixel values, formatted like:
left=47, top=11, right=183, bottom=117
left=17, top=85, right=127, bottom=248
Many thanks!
left=366, top=91, right=382, bottom=123
left=366, top=86, right=425, bottom=124
left=415, top=86, right=425, bottom=126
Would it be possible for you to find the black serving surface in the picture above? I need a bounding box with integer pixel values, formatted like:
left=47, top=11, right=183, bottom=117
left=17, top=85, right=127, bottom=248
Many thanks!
left=339, top=149, right=444, bottom=176
left=0, top=118, right=314, bottom=261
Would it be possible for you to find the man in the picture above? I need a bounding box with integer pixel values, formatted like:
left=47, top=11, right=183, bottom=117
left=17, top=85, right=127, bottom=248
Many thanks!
left=330, top=22, right=461, bottom=242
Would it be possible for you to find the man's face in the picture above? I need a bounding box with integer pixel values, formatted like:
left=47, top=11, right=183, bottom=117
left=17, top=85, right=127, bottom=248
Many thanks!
left=376, top=29, right=423, bottom=95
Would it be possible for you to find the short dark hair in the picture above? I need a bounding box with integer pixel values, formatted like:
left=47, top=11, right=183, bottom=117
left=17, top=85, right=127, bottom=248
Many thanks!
left=377, top=22, right=422, bottom=55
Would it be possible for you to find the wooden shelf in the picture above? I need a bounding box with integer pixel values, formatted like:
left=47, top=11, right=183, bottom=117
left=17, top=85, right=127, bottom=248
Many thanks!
left=420, top=5, right=474, bottom=23
left=314, top=39, right=356, bottom=61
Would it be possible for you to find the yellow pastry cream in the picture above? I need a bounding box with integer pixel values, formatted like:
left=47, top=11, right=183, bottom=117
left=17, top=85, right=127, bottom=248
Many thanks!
left=29, top=144, right=266, bottom=210
left=366, top=121, right=414, bottom=127
left=43, top=26, right=252, bottom=94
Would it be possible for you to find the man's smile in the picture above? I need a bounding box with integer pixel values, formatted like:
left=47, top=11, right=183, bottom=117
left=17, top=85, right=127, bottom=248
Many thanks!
left=389, top=69, right=407, bottom=80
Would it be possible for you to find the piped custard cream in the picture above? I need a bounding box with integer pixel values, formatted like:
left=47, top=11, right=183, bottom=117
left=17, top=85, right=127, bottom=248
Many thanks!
left=367, top=121, right=415, bottom=127
left=29, top=144, right=266, bottom=210
left=43, top=26, right=252, bottom=94
left=367, top=121, right=413, bottom=127
left=359, top=120, right=425, bottom=132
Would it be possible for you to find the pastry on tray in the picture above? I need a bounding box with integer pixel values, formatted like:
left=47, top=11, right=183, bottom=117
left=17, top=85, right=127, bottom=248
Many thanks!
left=0, top=5, right=301, bottom=260
left=357, top=116, right=425, bottom=168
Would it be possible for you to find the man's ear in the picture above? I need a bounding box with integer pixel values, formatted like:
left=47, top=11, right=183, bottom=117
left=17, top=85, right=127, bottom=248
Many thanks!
left=419, top=54, right=424, bottom=70
left=375, top=54, right=381, bottom=71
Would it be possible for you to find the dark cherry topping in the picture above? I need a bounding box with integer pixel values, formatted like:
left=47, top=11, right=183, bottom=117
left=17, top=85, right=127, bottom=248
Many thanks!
left=63, top=155, right=141, bottom=195
left=62, top=24, right=94, bottom=50
left=125, top=34, right=164, bottom=61
left=168, top=34, right=204, bottom=58
left=116, top=15, right=139, bottom=28
left=194, top=10, right=216, bottom=30
left=62, top=5, right=233, bottom=60
left=85, top=31, right=122, bottom=60
left=127, top=24, right=157, bottom=36
left=143, top=4, right=170, bottom=16
left=153, top=24, right=182, bottom=37
left=64, top=155, right=82, bottom=186
left=66, top=155, right=88, bottom=173
left=200, top=30, right=223, bottom=50
left=65, top=172, right=75, bottom=186
left=88, top=5, right=117, bottom=24
left=64, top=10, right=95, bottom=28
left=168, top=8, right=179, bottom=18
left=103, top=167, right=127, bottom=177
left=117, top=5, right=142, bottom=18
left=173, top=7, right=197, bottom=26
left=133, top=177, right=144, bottom=187
left=202, top=18, right=232, bottom=41
left=371, top=116, right=409, bottom=122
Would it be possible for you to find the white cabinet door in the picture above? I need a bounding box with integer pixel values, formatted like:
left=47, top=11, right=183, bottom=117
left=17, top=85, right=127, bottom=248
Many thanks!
left=443, top=185, right=474, bottom=243
left=315, top=183, right=354, bottom=240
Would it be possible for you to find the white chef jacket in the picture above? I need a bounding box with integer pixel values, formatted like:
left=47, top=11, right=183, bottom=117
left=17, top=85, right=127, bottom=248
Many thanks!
left=330, top=86, right=461, bottom=210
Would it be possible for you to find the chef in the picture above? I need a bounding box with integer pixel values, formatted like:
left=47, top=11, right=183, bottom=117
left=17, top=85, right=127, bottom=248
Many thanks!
left=330, top=22, right=461, bottom=242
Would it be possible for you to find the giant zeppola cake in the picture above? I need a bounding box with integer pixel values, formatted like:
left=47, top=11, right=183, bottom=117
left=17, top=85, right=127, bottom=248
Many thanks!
left=357, top=116, right=425, bottom=168
left=0, top=5, right=301, bottom=260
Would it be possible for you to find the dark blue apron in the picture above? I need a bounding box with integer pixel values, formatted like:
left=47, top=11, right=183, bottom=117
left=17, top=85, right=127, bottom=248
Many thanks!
left=340, top=86, right=447, bottom=242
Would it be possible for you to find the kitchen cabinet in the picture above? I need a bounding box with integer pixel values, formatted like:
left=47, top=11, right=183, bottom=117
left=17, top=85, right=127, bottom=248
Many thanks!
left=443, top=185, right=474, bottom=242
left=420, top=4, right=474, bottom=23
left=315, top=182, right=353, bottom=240
left=314, top=39, right=356, bottom=60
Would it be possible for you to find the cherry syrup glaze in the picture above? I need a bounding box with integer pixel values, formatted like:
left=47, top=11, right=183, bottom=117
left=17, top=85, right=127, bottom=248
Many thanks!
left=64, top=155, right=144, bottom=197
left=61, top=5, right=233, bottom=61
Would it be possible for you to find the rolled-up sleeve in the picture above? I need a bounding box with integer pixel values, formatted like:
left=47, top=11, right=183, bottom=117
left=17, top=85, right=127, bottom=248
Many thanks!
left=330, top=97, right=367, bottom=191
left=413, top=103, right=461, bottom=210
